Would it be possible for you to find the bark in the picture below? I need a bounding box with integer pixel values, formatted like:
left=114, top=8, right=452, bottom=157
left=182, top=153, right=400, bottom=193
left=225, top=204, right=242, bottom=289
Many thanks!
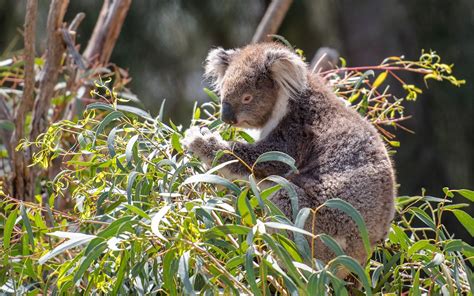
left=251, top=0, right=293, bottom=43
left=83, top=0, right=132, bottom=65
left=10, top=0, right=38, bottom=201
left=30, top=0, right=69, bottom=142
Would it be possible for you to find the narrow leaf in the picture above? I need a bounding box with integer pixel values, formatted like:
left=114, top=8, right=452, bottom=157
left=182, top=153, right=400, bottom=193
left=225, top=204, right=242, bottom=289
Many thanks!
left=254, top=151, right=298, bottom=173
left=451, top=210, right=474, bottom=236
left=20, top=205, right=34, bottom=250
left=3, top=210, right=18, bottom=250
left=372, top=71, right=388, bottom=90
left=178, top=251, right=195, bottom=295
left=182, top=174, right=241, bottom=194
left=245, top=247, right=261, bottom=296
left=323, top=199, right=371, bottom=255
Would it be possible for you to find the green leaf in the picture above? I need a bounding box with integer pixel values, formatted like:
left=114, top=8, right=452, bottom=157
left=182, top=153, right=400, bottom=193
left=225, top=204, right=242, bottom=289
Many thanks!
left=125, top=134, right=139, bottom=165
left=261, top=233, right=305, bottom=289
left=293, top=208, right=312, bottom=262
left=112, top=251, right=130, bottom=295
left=124, top=203, right=150, bottom=220
left=94, top=111, right=124, bottom=146
left=409, top=207, right=436, bottom=229
left=107, top=126, right=118, bottom=157
left=329, top=256, right=372, bottom=296
left=407, top=240, right=434, bottom=258
left=319, top=234, right=345, bottom=257
left=178, top=251, right=195, bottom=296
left=171, top=133, right=183, bottom=153
left=352, top=70, right=375, bottom=96
left=38, top=232, right=96, bottom=265
left=254, top=151, right=298, bottom=173
left=203, top=88, right=220, bottom=103
left=451, top=209, right=474, bottom=236
left=182, top=174, right=241, bottom=194
left=163, top=249, right=178, bottom=295
left=94, top=216, right=135, bottom=240
left=308, top=272, right=327, bottom=294
left=323, top=199, right=371, bottom=255
left=411, top=269, right=421, bottom=296
left=391, top=224, right=410, bottom=251
left=371, top=265, right=383, bottom=288
left=20, top=204, right=34, bottom=250
left=245, top=247, right=261, bottom=296
left=116, top=105, right=152, bottom=120
left=151, top=205, right=171, bottom=242
left=237, top=189, right=256, bottom=226
left=249, top=174, right=265, bottom=212
left=126, top=171, right=140, bottom=204
left=85, top=102, right=115, bottom=112
left=3, top=209, right=18, bottom=250
left=444, top=239, right=474, bottom=254
left=264, top=222, right=315, bottom=238
left=453, top=189, right=474, bottom=202
left=73, top=242, right=107, bottom=283
left=238, top=131, right=255, bottom=143
left=265, top=175, right=298, bottom=220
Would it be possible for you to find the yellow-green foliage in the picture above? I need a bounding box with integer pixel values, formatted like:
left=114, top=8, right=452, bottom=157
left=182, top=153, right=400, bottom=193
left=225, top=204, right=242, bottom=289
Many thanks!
left=0, top=53, right=472, bottom=295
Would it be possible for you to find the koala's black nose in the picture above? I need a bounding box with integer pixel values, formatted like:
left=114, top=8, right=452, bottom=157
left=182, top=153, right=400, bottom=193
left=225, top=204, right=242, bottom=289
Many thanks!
left=221, top=102, right=237, bottom=124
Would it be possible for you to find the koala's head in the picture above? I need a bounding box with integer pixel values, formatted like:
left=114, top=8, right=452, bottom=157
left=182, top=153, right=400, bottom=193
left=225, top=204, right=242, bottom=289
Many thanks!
left=204, top=43, right=308, bottom=129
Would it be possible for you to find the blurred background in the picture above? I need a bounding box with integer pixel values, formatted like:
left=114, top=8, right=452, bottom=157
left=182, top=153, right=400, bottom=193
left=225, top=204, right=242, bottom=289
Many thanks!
left=1, top=0, right=472, bottom=241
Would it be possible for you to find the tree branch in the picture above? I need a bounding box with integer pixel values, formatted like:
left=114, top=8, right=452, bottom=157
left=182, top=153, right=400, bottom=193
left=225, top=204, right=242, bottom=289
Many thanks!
left=251, top=0, right=293, bottom=43
left=9, top=0, right=38, bottom=200
left=83, top=0, right=132, bottom=65
left=29, top=0, right=69, bottom=142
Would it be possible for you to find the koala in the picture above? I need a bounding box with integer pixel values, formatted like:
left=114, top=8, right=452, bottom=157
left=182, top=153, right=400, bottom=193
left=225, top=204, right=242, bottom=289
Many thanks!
left=183, top=42, right=396, bottom=268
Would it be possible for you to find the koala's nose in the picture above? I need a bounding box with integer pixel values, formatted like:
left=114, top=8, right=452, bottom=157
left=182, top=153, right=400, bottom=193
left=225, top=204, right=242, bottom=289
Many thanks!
left=221, top=102, right=237, bottom=124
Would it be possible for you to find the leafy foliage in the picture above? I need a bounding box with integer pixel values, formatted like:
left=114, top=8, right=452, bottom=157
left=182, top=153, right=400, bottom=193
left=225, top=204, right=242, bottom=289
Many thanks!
left=0, top=52, right=472, bottom=295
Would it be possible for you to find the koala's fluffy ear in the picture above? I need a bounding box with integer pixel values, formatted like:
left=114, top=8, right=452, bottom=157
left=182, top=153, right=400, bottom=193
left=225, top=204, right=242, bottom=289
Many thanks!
left=266, top=49, right=308, bottom=98
left=204, top=47, right=237, bottom=91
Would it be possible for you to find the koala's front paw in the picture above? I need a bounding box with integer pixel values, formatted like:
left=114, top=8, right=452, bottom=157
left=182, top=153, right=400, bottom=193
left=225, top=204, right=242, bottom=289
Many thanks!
left=182, top=126, right=228, bottom=165
left=182, top=126, right=206, bottom=154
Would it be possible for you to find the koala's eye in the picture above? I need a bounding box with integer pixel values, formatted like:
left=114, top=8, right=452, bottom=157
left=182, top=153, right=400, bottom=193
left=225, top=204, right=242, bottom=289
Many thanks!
left=241, top=94, right=253, bottom=104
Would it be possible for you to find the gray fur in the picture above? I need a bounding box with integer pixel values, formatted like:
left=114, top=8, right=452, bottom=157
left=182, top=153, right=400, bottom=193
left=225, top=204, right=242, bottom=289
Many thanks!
left=184, top=43, right=396, bottom=267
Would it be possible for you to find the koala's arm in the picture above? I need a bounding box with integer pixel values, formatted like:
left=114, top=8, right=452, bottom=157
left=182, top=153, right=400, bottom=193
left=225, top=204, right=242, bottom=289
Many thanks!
left=182, top=127, right=293, bottom=179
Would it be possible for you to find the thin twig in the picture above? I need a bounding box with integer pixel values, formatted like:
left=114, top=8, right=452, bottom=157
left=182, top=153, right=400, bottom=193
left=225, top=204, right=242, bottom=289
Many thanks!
left=311, top=47, right=339, bottom=73
left=322, top=65, right=431, bottom=76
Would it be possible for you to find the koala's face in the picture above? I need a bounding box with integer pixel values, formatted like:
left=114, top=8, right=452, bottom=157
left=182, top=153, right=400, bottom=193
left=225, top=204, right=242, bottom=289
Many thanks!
left=204, top=43, right=308, bottom=129
left=219, top=64, right=279, bottom=128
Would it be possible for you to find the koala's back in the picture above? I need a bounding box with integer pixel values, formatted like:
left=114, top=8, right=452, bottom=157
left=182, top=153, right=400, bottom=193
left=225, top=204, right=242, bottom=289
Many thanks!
left=271, top=75, right=396, bottom=264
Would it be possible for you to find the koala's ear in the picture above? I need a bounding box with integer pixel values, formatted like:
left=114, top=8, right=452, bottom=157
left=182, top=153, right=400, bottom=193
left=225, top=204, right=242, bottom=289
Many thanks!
left=266, top=49, right=308, bottom=98
left=204, top=47, right=237, bottom=91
